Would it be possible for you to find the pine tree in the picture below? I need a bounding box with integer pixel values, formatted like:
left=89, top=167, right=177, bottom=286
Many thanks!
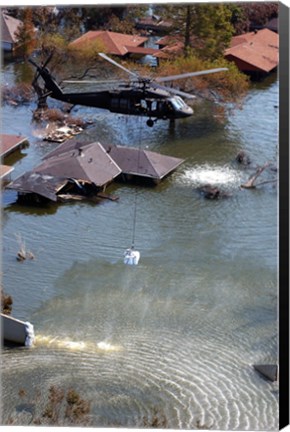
left=190, top=3, right=234, bottom=60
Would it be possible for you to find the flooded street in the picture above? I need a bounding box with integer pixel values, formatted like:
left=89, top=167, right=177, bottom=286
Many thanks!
left=1, top=59, right=278, bottom=429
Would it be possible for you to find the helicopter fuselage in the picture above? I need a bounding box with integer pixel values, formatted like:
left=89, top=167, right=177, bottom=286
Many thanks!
left=59, top=87, right=193, bottom=120
left=29, top=59, right=193, bottom=125
left=30, top=53, right=228, bottom=127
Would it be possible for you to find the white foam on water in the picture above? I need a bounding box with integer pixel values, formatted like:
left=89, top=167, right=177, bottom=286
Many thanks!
left=34, top=335, right=123, bottom=353
left=97, top=340, right=123, bottom=352
left=180, top=165, right=242, bottom=188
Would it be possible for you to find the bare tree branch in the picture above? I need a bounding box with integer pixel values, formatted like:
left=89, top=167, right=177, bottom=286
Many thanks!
left=241, top=162, right=277, bottom=189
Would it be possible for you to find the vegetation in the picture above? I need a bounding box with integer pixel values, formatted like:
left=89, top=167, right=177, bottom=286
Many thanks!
left=142, top=407, right=168, bottom=428
left=230, top=2, right=278, bottom=34
left=8, top=386, right=91, bottom=426
left=1, top=286, right=13, bottom=315
left=14, top=8, right=37, bottom=59
left=5, top=3, right=277, bottom=112
left=155, top=55, right=249, bottom=107
left=1, top=83, right=34, bottom=105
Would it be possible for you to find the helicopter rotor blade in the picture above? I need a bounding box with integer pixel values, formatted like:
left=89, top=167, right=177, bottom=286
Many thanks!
left=155, top=67, right=228, bottom=83
left=62, top=79, right=130, bottom=84
left=151, top=82, right=196, bottom=100
left=98, top=53, right=140, bottom=79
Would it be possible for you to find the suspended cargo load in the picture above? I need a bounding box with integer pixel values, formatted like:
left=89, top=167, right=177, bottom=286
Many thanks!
left=124, top=248, right=140, bottom=265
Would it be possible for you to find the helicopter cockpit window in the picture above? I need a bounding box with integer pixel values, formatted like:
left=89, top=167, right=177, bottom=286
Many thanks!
left=170, top=96, right=187, bottom=110
left=151, top=101, right=157, bottom=112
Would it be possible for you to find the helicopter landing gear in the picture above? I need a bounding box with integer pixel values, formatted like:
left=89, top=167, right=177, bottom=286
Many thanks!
left=147, top=118, right=159, bottom=127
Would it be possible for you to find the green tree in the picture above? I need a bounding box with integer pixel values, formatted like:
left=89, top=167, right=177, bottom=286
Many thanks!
left=154, top=3, right=234, bottom=60
left=190, top=3, right=234, bottom=60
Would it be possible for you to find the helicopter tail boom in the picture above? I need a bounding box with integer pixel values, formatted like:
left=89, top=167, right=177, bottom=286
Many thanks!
left=29, top=57, right=64, bottom=100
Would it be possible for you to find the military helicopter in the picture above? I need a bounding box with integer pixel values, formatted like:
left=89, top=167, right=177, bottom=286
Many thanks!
left=29, top=53, right=227, bottom=127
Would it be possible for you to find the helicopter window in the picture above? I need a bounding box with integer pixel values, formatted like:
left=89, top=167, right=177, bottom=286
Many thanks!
left=170, top=97, right=186, bottom=110
left=120, top=99, right=129, bottom=109
left=111, top=98, right=119, bottom=109
left=151, top=101, right=157, bottom=111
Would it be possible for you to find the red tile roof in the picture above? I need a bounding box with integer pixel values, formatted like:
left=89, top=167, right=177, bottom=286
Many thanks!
left=225, top=29, right=278, bottom=73
left=69, top=31, right=148, bottom=56
left=1, top=134, right=28, bottom=157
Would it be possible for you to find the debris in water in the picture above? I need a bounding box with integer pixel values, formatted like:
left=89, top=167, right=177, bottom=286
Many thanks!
left=197, top=184, right=231, bottom=199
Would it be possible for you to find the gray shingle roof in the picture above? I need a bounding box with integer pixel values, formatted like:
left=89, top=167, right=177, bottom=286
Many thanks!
left=103, top=143, right=184, bottom=179
left=36, top=142, right=121, bottom=187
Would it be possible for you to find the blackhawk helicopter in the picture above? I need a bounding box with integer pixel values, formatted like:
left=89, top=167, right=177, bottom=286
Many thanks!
left=29, top=53, right=228, bottom=127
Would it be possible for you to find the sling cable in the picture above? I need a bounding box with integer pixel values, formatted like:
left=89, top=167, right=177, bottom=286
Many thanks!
left=123, top=121, right=143, bottom=265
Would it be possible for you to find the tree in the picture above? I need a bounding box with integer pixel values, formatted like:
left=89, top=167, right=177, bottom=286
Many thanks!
left=155, top=54, right=249, bottom=110
left=14, top=8, right=37, bottom=59
left=230, top=2, right=278, bottom=34
left=154, top=3, right=234, bottom=60
left=190, top=3, right=234, bottom=60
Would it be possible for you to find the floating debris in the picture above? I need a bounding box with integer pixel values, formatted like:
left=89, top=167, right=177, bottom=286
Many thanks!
left=1, top=313, right=35, bottom=347
left=254, top=364, right=278, bottom=382
left=197, top=184, right=231, bottom=200
left=43, top=125, right=83, bottom=143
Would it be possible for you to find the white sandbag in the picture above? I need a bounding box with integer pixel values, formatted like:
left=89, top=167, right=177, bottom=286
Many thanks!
left=124, top=248, right=140, bottom=265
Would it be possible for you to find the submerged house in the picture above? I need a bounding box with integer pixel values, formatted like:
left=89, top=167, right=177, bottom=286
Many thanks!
left=7, top=140, right=184, bottom=204
left=103, top=143, right=184, bottom=184
left=69, top=30, right=160, bottom=60
left=224, top=28, right=278, bottom=75
left=0, top=133, right=29, bottom=181
left=1, top=11, right=22, bottom=52
left=7, top=142, right=121, bottom=204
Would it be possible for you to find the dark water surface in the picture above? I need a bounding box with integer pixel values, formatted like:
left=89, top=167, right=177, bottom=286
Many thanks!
left=1, top=61, right=278, bottom=429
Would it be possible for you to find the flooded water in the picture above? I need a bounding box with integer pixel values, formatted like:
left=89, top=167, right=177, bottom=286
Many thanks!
left=1, top=60, right=278, bottom=429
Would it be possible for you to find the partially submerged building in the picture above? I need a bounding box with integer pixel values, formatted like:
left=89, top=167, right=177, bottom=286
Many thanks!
left=224, top=29, right=278, bottom=75
left=0, top=133, right=29, bottom=181
left=7, top=140, right=184, bottom=204
left=1, top=11, right=22, bottom=52
left=69, top=30, right=160, bottom=60
left=103, top=143, right=184, bottom=184
left=7, top=142, right=121, bottom=204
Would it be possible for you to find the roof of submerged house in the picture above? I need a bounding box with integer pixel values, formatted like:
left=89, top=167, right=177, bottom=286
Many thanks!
left=225, top=28, right=278, bottom=73
left=103, top=143, right=184, bottom=180
left=36, top=142, right=121, bottom=186
left=7, top=142, right=122, bottom=201
left=45, top=140, right=184, bottom=181
left=6, top=172, right=67, bottom=201
left=69, top=30, right=148, bottom=56
left=1, top=133, right=28, bottom=157
left=1, top=11, right=22, bottom=44
left=7, top=140, right=185, bottom=201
